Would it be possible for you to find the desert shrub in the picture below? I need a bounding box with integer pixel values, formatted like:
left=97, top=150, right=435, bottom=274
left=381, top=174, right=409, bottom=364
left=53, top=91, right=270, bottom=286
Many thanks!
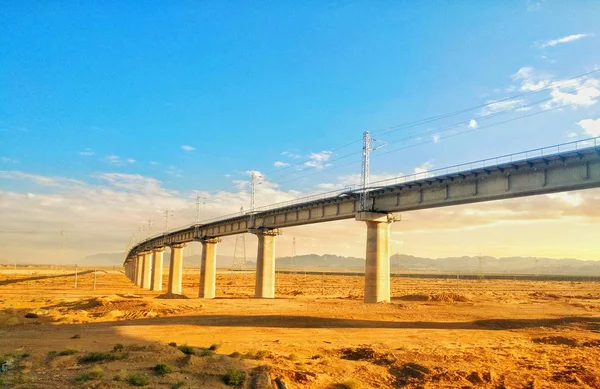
left=229, top=351, right=242, bottom=358
left=113, top=343, right=124, bottom=352
left=209, top=343, right=221, bottom=351
left=223, top=368, right=245, bottom=386
left=19, top=352, right=30, bottom=358
left=14, top=373, right=26, bottom=384
left=114, top=369, right=127, bottom=381
left=71, top=334, right=81, bottom=339
left=78, top=351, right=126, bottom=363
left=88, top=366, right=104, bottom=379
left=197, top=348, right=214, bottom=357
left=24, top=313, right=38, bottom=319
left=58, top=349, right=78, bottom=356
left=168, top=342, right=177, bottom=348
left=153, top=363, right=172, bottom=375
left=47, top=351, right=57, bottom=358
left=177, top=345, right=195, bottom=355
left=111, top=352, right=128, bottom=360
left=127, top=372, right=149, bottom=386
left=74, top=369, right=103, bottom=383
left=79, top=352, right=110, bottom=363
left=311, top=354, right=322, bottom=360
left=171, top=382, right=184, bottom=389
left=287, top=353, right=298, bottom=361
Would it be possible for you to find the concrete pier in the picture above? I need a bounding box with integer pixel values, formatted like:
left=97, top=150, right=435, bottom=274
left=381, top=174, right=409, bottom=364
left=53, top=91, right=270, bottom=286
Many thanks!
left=151, top=248, right=165, bottom=292
left=199, top=237, right=221, bottom=298
left=142, top=251, right=153, bottom=289
left=356, top=212, right=398, bottom=303
left=168, top=243, right=185, bottom=295
left=250, top=228, right=281, bottom=298
left=135, top=254, right=143, bottom=286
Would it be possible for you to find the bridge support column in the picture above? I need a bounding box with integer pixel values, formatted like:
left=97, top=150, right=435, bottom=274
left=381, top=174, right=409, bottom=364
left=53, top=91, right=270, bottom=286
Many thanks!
left=135, top=254, right=143, bottom=286
left=151, top=248, right=165, bottom=292
left=142, top=251, right=153, bottom=289
left=199, top=237, right=221, bottom=298
left=250, top=228, right=282, bottom=298
left=168, top=243, right=185, bottom=295
left=356, top=212, right=398, bottom=304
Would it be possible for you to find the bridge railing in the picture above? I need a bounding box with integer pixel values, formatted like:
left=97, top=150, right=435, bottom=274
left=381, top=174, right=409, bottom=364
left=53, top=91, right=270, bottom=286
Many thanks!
left=369, top=136, right=599, bottom=188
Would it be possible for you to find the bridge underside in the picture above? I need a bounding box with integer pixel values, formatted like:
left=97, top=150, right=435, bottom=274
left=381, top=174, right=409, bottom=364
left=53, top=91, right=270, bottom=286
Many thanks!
left=122, top=145, right=600, bottom=303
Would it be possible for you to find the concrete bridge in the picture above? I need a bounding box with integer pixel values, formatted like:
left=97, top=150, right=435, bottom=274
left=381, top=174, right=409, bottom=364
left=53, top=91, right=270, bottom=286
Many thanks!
left=123, top=138, right=600, bottom=303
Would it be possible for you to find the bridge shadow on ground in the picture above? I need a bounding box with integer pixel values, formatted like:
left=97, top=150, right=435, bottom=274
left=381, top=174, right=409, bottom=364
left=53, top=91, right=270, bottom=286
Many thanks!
left=0, top=271, right=95, bottom=286
left=104, top=314, right=600, bottom=331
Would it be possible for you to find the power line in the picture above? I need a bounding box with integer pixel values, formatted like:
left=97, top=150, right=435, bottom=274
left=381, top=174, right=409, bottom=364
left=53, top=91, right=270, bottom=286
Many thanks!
left=381, top=89, right=584, bottom=147
left=273, top=101, right=575, bottom=188
left=374, top=102, right=574, bottom=159
left=262, top=67, right=600, bottom=179
left=371, top=68, right=600, bottom=135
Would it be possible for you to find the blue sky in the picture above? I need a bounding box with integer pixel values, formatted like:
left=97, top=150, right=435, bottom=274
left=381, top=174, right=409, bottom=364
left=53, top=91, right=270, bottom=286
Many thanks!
left=2, top=2, right=600, bottom=262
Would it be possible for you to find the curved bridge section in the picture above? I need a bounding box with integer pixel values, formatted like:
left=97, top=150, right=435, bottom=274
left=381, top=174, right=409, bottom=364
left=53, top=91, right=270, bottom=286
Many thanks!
left=123, top=138, right=600, bottom=303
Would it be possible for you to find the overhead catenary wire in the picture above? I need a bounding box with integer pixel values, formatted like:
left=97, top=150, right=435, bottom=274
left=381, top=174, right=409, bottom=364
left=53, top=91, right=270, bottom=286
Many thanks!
left=373, top=102, right=575, bottom=159
left=371, top=67, right=600, bottom=135
left=262, top=67, right=600, bottom=178
left=271, top=101, right=576, bottom=187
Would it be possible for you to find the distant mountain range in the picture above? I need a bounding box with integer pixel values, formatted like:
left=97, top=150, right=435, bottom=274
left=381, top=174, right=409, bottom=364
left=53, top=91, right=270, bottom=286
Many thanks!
left=76, top=252, right=600, bottom=276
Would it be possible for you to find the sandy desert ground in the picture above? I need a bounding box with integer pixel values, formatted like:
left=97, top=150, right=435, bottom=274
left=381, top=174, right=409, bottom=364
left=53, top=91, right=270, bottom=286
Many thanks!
left=0, top=267, right=599, bottom=388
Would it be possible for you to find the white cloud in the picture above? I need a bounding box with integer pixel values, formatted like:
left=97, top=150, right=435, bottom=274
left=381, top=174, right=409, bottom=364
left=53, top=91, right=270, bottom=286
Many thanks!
left=479, top=99, right=527, bottom=116
left=413, top=162, right=434, bottom=175
left=511, top=66, right=552, bottom=92
left=281, top=151, right=302, bottom=159
left=511, top=66, right=534, bottom=81
left=0, top=157, right=19, bottom=164
left=273, top=161, right=290, bottom=168
left=526, top=0, right=543, bottom=11
left=541, top=78, right=600, bottom=109
left=181, top=145, right=195, bottom=152
left=578, top=118, right=600, bottom=137
left=127, top=158, right=136, bottom=164
left=93, top=173, right=174, bottom=196
left=468, top=119, right=478, bottom=129
left=103, top=155, right=124, bottom=166
left=566, top=132, right=578, bottom=138
left=304, top=151, right=332, bottom=169
left=78, top=148, right=94, bottom=156
left=432, top=134, right=440, bottom=143
left=539, top=33, right=592, bottom=48
left=165, top=166, right=183, bottom=178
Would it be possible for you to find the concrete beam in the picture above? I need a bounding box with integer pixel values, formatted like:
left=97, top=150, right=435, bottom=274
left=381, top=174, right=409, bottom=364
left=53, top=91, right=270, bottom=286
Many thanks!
left=357, top=212, right=396, bottom=303
left=168, top=243, right=185, bottom=295
left=151, top=248, right=165, bottom=292
left=250, top=228, right=282, bottom=298
left=199, top=237, right=221, bottom=299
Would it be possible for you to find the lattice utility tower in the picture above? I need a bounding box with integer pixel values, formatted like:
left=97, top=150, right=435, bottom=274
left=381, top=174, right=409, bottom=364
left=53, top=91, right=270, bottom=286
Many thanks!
left=360, top=131, right=386, bottom=211
left=249, top=172, right=259, bottom=228
left=232, top=207, right=247, bottom=271
left=360, top=131, right=372, bottom=211
left=195, top=194, right=206, bottom=224
left=163, top=209, right=174, bottom=234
